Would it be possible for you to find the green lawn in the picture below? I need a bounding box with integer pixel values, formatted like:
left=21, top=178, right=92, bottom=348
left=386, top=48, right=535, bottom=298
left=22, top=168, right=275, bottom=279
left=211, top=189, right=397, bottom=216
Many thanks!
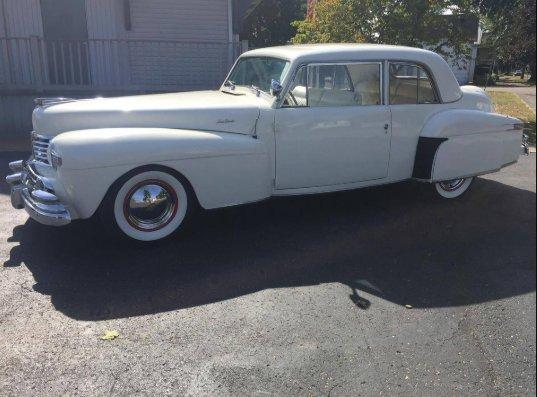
left=489, top=91, right=536, bottom=144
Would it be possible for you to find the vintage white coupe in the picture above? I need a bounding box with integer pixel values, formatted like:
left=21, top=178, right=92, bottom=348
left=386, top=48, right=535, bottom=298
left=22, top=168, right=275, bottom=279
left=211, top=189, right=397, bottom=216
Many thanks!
left=6, top=44, right=529, bottom=242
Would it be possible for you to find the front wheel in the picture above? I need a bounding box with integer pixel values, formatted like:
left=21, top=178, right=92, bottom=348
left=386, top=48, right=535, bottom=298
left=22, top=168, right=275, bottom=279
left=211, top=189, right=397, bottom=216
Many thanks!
left=434, top=177, right=474, bottom=199
left=100, top=168, right=193, bottom=242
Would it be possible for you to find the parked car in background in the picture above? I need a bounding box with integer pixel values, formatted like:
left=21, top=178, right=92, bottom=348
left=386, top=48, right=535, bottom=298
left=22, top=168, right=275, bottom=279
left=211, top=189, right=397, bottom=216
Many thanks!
left=514, top=69, right=524, bottom=77
left=6, top=44, right=528, bottom=242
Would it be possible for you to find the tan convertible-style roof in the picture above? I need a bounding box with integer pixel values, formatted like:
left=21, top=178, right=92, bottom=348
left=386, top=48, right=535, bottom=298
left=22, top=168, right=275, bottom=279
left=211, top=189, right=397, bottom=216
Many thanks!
left=245, top=44, right=463, bottom=103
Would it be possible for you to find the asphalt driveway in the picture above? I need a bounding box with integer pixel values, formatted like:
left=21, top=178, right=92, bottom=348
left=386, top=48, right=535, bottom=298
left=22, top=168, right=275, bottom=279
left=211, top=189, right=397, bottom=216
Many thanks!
left=1, top=152, right=535, bottom=396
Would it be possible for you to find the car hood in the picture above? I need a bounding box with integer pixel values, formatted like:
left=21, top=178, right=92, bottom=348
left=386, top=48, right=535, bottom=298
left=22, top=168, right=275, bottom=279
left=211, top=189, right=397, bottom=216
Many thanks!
left=32, top=90, right=263, bottom=137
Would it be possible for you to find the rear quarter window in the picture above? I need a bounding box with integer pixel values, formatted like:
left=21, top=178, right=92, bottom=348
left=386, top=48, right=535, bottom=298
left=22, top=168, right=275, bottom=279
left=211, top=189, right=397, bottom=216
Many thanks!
left=389, top=63, right=439, bottom=105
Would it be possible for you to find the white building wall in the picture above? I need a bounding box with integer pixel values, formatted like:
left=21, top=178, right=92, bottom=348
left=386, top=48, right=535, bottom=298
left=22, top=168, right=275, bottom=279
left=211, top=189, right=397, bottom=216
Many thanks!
left=0, top=3, right=6, bottom=84
left=128, top=0, right=229, bottom=41
left=0, top=0, right=43, bottom=37
left=82, top=0, right=234, bottom=90
left=425, top=43, right=476, bottom=86
left=1, top=0, right=236, bottom=90
left=86, top=0, right=124, bottom=39
left=125, top=0, right=233, bottom=89
left=85, top=0, right=129, bottom=86
left=445, top=45, right=478, bottom=85
left=0, top=0, right=44, bottom=85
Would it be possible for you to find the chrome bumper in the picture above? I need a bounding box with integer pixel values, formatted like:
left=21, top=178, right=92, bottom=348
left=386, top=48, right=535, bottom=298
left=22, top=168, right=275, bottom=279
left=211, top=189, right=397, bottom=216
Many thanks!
left=6, top=160, right=71, bottom=226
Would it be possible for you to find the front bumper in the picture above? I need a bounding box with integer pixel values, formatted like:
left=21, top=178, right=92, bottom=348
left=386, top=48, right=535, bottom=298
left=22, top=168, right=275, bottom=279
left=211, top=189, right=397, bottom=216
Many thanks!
left=6, top=159, right=71, bottom=226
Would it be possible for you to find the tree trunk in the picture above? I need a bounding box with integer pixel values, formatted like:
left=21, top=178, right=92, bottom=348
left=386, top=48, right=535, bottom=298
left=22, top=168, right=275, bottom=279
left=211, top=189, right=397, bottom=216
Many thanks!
left=529, top=59, right=536, bottom=83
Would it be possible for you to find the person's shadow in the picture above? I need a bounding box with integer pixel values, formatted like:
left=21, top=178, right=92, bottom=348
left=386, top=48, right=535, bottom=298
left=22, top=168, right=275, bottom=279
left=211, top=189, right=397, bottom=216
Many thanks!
left=4, top=177, right=536, bottom=321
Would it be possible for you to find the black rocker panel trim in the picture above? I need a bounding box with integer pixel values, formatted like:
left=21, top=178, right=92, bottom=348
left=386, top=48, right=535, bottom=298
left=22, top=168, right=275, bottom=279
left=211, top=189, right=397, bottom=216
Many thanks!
left=412, top=137, right=448, bottom=180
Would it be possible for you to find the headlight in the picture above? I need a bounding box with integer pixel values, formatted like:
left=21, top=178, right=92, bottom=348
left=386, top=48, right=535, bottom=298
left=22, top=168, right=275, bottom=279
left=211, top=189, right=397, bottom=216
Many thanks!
left=49, top=144, right=62, bottom=169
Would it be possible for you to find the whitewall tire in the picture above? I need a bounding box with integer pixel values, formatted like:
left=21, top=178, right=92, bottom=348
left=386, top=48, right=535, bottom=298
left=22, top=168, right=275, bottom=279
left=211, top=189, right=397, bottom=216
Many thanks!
left=434, top=177, right=474, bottom=199
left=101, top=168, right=192, bottom=242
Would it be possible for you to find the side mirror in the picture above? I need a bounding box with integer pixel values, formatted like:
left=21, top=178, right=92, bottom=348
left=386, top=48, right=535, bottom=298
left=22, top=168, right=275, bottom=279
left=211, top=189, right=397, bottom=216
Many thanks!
left=270, top=79, right=283, bottom=97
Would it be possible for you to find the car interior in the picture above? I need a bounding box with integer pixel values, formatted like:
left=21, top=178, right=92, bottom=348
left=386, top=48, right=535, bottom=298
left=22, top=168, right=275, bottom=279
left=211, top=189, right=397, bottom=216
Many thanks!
left=283, top=62, right=438, bottom=107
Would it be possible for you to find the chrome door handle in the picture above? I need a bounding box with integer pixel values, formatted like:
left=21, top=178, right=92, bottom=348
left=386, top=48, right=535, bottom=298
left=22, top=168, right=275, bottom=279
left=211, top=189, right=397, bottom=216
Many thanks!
left=384, top=123, right=390, bottom=132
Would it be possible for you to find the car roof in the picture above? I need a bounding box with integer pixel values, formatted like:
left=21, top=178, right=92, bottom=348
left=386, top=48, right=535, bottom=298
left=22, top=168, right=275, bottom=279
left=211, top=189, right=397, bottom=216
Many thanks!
left=246, top=44, right=431, bottom=61
left=243, top=44, right=463, bottom=103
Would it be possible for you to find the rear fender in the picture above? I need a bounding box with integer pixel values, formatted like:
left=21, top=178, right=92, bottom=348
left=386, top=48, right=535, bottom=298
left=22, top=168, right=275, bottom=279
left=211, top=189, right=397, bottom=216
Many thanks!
left=413, top=109, right=522, bottom=182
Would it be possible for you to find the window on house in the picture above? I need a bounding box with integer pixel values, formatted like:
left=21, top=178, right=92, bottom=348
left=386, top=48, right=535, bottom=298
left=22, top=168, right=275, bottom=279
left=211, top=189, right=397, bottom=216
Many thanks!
left=283, top=63, right=382, bottom=107
left=389, top=63, right=439, bottom=105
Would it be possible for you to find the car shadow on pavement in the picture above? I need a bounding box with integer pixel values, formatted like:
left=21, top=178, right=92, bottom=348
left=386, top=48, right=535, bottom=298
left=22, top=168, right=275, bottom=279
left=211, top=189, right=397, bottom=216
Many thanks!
left=4, top=177, right=536, bottom=321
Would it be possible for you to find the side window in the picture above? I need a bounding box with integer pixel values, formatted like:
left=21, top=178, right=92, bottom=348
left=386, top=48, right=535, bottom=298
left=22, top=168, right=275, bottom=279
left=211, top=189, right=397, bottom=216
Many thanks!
left=283, top=63, right=382, bottom=107
left=346, top=63, right=382, bottom=105
left=389, top=63, right=439, bottom=105
left=284, top=66, right=308, bottom=107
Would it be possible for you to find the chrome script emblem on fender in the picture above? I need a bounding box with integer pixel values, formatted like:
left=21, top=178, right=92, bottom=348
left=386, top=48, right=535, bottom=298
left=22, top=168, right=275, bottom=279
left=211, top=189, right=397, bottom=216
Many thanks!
left=217, top=119, right=235, bottom=124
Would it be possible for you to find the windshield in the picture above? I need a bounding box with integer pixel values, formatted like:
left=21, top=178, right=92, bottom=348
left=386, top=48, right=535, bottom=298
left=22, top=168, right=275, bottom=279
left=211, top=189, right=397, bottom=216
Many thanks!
left=226, top=57, right=290, bottom=93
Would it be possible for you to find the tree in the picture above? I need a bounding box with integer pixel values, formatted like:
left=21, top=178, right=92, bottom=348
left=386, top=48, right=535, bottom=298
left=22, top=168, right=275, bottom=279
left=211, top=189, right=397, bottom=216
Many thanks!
left=240, top=0, right=307, bottom=48
left=478, top=0, right=536, bottom=82
left=292, top=0, right=479, bottom=60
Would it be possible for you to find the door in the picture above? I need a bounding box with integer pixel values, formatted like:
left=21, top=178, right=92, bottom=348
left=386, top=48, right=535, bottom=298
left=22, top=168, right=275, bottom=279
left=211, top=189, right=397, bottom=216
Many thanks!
left=275, top=62, right=392, bottom=190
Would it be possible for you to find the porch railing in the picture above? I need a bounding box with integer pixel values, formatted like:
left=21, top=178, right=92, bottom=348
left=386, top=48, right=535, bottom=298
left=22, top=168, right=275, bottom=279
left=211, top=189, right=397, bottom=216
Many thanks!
left=0, top=37, right=247, bottom=93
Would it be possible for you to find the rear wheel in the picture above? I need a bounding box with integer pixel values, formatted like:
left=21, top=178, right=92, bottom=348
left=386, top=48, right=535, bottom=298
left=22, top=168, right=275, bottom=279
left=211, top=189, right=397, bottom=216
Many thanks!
left=434, top=177, right=474, bottom=199
left=100, top=168, right=193, bottom=242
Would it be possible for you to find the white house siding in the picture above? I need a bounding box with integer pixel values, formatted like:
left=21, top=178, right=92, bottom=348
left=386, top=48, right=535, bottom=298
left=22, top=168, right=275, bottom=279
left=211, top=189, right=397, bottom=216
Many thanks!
left=445, top=46, right=478, bottom=86
left=0, top=0, right=42, bottom=36
left=0, top=0, right=43, bottom=85
left=85, top=0, right=130, bottom=86
left=82, top=0, right=234, bottom=90
left=86, top=0, right=124, bottom=39
left=447, top=48, right=474, bottom=85
left=128, top=0, right=229, bottom=41
left=125, top=0, right=233, bottom=89
left=425, top=44, right=477, bottom=86
left=0, top=3, right=6, bottom=85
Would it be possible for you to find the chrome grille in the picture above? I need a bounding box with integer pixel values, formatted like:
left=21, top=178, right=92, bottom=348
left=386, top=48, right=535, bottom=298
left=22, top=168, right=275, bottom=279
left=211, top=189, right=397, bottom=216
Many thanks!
left=32, top=134, right=51, bottom=164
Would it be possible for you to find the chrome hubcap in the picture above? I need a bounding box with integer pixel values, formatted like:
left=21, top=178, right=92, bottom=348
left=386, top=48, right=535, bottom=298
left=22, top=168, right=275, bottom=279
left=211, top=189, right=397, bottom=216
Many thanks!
left=123, top=180, right=178, bottom=232
left=439, top=178, right=466, bottom=192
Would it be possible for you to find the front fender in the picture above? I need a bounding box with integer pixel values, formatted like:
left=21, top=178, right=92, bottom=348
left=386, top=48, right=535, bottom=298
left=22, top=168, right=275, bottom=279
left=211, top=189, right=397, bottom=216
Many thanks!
left=51, top=128, right=272, bottom=217
left=413, top=109, right=522, bottom=181
left=52, top=128, right=266, bottom=170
